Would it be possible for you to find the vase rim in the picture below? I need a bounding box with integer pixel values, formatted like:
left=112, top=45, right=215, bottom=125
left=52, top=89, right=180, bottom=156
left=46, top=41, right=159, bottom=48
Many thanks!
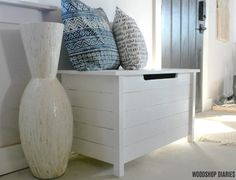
left=21, top=22, right=64, bottom=27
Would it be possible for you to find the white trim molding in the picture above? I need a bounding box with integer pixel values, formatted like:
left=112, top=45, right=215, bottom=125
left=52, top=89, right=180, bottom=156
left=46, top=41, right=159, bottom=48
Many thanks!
left=152, top=0, right=162, bottom=70
left=0, top=0, right=58, bottom=11
left=0, top=144, right=28, bottom=175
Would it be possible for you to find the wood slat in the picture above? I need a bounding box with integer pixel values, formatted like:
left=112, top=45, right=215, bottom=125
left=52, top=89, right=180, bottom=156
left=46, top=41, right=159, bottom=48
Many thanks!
left=124, top=84, right=191, bottom=110
left=73, top=107, right=114, bottom=129
left=189, top=0, right=197, bottom=68
left=162, top=111, right=189, bottom=130
left=125, top=99, right=189, bottom=128
left=62, top=75, right=114, bottom=93
left=73, top=139, right=114, bottom=164
left=74, top=122, right=114, bottom=147
left=161, top=0, right=172, bottom=67
left=181, top=0, right=190, bottom=68
left=125, top=125, right=188, bottom=163
left=125, top=112, right=189, bottom=146
left=171, top=0, right=181, bottom=67
left=67, top=90, right=113, bottom=111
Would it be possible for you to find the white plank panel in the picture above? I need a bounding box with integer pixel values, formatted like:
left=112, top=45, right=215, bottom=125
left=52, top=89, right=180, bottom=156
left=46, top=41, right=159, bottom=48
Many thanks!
left=125, top=119, right=163, bottom=146
left=125, top=99, right=189, bottom=128
left=73, top=139, right=114, bottom=164
left=165, top=126, right=188, bottom=144
left=125, top=112, right=189, bottom=146
left=67, top=90, right=113, bottom=111
left=0, top=144, right=28, bottom=175
left=0, top=0, right=57, bottom=11
left=73, top=107, right=114, bottom=129
left=124, top=84, right=191, bottom=110
left=162, top=112, right=189, bottom=130
left=125, top=131, right=166, bottom=163
left=74, top=122, right=114, bottom=147
left=125, top=126, right=188, bottom=163
left=62, top=75, right=114, bottom=93
left=123, top=74, right=190, bottom=92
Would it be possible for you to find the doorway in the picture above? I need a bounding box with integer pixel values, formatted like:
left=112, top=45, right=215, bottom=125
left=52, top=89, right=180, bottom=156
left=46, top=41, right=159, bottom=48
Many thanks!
left=161, top=0, right=206, bottom=112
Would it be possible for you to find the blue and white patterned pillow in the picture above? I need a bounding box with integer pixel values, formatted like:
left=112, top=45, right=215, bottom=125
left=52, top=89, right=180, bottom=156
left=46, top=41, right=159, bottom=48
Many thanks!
left=61, top=0, right=120, bottom=71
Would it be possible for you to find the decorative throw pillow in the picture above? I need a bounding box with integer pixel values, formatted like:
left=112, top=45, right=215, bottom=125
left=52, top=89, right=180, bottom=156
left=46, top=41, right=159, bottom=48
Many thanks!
left=112, top=7, right=148, bottom=70
left=61, top=0, right=120, bottom=71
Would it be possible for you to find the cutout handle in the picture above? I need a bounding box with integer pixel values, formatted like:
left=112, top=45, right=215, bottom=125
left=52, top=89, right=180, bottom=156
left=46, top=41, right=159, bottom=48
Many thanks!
left=143, top=73, right=177, bottom=81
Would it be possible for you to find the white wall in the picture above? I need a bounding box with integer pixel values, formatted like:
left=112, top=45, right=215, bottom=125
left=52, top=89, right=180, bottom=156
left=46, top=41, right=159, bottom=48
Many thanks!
left=0, top=2, right=43, bottom=174
left=230, top=0, right=236, bottom=43
left=203, top=0, right=234, bottom=111
left=229, top=0, right=236, bottom=75
left=0, top=4, right=42, bottom=148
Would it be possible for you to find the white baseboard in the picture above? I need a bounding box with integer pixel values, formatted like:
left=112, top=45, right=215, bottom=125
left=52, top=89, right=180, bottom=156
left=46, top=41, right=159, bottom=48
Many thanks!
left=0, top=144, right=28, bottom=175
left=203, top=98, right=213, bottom=112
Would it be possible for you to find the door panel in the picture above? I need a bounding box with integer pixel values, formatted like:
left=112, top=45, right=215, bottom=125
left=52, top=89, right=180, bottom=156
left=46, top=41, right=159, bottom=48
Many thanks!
left=161, top=0, right=171, bottom=67
left=189, top=0, right=198, bottom=69
left=161, top=0, right=206, bottom=111
left=172, top=0, right=181, bottom=68
left=181, top=0, right=190, bottom=68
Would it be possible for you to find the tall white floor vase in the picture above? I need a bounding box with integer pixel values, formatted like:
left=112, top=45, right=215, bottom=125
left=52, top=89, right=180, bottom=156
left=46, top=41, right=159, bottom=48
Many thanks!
left=19, top=22, right=73, bottom=179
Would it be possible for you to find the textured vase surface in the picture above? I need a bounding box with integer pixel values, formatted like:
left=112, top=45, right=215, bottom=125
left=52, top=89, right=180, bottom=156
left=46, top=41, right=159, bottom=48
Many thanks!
left=19, top=22, right=73, bottom=179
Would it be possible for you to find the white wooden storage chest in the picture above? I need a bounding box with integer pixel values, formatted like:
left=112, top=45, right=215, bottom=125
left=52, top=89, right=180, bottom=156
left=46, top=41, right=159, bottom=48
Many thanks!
left=58, top=69, right=199, bottom=177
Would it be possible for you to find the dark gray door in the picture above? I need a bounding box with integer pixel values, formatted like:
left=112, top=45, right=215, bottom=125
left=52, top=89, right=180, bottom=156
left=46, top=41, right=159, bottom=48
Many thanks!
left=162, top=0, right=206, bottom=111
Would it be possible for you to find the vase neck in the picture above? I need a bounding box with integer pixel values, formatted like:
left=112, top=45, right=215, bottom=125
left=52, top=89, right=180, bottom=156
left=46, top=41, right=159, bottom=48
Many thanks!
left=21, top=23, right=64, bottom=79
left=29, top=57, right=59, bottom=79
